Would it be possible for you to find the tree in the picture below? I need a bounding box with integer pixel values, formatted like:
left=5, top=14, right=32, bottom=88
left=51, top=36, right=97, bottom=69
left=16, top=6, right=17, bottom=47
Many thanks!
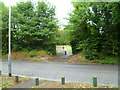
left=1, top=1, right=58, bottom=54
left=1, top=2, right=9, bottom=54
left=55, top=30, right=71, bottom=45
left=67, top=2, right=120, bottom=59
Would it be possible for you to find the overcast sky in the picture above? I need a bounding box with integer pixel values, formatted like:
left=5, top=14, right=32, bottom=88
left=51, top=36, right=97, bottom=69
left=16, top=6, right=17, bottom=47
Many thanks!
left=0, top=0, right=74, bottom=29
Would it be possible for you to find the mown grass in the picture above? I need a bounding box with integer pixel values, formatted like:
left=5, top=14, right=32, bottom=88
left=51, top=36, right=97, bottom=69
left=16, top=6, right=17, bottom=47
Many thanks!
left=31, top=80, right=118, bottom=88
left=0, top=74, right=31, bottom=88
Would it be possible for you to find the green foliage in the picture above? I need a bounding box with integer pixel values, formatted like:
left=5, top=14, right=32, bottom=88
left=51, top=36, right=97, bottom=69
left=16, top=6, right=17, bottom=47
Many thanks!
left=47, top=51, right=53, bottom=55
left=66, top=2, right=120, bottom=60
left=92, top=56, right=118, bottom=64
left=55, top=30, right=71, bottom=45
left=29, top=50, right=37, bottom=57
left=1, top=1, right=58, bottom=54
left=29, top=50, right=48, bottom=57
left=0, top=2, right=9, bottom=54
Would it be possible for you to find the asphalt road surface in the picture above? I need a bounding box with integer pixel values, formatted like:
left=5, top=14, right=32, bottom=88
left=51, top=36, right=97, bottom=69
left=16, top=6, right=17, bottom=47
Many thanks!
left=2, top=61, right=118, bottom=86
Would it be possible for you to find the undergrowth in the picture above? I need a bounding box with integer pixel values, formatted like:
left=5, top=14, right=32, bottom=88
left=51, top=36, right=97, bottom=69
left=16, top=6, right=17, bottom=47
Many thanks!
left=2, top=50, right=48, bottom=60
left=68, top=52, right=119, bottom=64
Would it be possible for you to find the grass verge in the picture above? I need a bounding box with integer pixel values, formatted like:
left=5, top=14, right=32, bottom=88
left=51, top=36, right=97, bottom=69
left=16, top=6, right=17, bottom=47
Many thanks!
left=2, top=50, right=56, bottom=62
left=67, top=53, right=119, bottom=64
left=92, top=56, right=119, bottom=64
left=32, top=80, right=118, bottom=88
left=0, top=74, right=31, bottom=88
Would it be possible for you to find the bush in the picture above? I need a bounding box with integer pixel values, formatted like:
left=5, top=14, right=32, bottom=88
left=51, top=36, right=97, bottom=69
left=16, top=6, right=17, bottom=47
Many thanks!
left=92, top=60, right=101, bottom=63
left=29, top=50, right=37, bottom=57
left=47, top=52, right=53, bottom=55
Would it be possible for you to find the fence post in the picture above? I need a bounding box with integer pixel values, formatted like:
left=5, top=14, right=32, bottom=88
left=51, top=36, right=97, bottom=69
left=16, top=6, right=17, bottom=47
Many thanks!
left=61, top=76, right=65, bottom=85
left=93, top=76, right=97, bottom=87
left=15, top=76, right=19, bottom=82
left=35, top=78, right=39, bottom=85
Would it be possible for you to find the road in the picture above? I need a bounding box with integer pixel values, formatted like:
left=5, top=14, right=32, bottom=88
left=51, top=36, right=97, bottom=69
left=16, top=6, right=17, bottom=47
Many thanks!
left=1, top=60, right=118, bottom=86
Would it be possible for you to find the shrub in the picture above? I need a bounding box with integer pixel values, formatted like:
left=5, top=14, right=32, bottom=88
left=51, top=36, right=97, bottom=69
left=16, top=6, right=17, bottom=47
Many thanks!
left=29, top=50, right=37, bottom=57
left=47, top=52, right=53, bottom=55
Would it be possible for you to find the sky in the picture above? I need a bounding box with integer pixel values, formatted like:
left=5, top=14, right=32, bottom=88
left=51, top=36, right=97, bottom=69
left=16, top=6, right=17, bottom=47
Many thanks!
left=0, top=0, right=74, bottom=29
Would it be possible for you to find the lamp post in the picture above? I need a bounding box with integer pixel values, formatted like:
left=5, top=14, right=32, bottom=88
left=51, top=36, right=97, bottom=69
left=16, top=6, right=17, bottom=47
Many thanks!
left=8, top=4, right=12, bottom=77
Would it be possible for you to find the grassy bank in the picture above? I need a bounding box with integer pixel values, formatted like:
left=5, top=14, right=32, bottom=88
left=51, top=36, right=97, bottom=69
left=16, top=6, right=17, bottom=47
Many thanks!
left=32, top=80, right=117, bottom=88
left=2, top=50, right=56, bottom=62
left=0, top=74, right=31, bottom=88
left=68, top=53, right=119, bottom=64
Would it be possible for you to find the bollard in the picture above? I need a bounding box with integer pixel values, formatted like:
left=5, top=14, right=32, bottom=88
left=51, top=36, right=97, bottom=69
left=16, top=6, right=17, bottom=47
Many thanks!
left=15, top=76, right=19, bottom=82
left=35, top=78, right=39, bottom=85
left=93, top=76, right=97, bottom=87
left=61, top=76, right=65, bottom=85
left=0, top=71, right=1, bottom=76
left=65, top=51, right=67, bottom=55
